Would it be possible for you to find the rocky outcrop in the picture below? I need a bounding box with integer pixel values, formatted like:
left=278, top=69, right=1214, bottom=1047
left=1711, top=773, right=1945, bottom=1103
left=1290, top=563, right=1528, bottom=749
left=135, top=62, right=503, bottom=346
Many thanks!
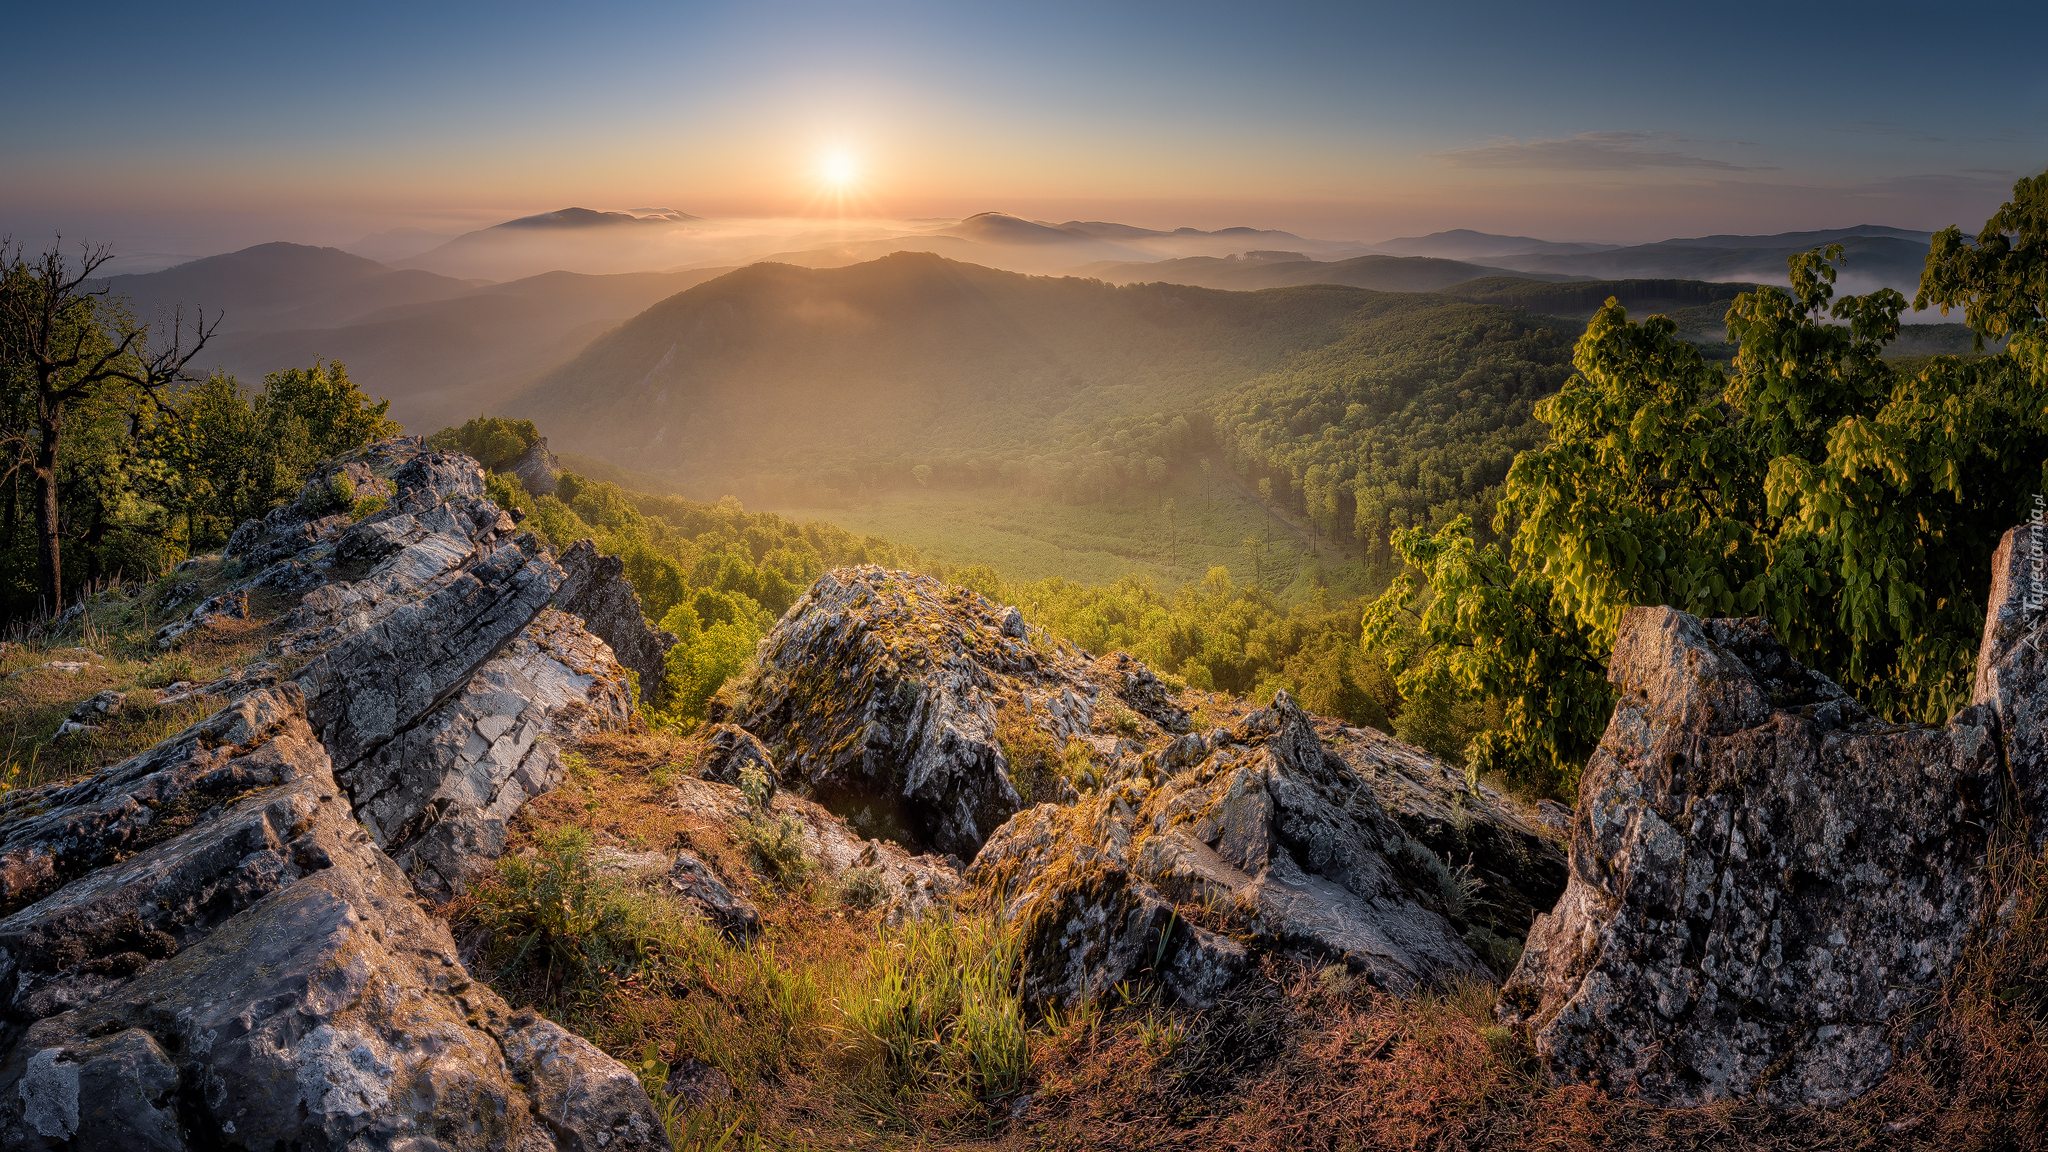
left=555, top=539, right=676, bottom=706
left=1498, top=597, right=2035, bottom=1108
left=0, top=438, right=671, bottom=1149
left=0, top=685, right=663, bottom=1150
left=512, top=436, right=559, bottom=497
left=970, top=692, right=1489, bottom=1010
left=721, top=566, right=1107, bottom=858
left=353, top=608, right=636, bottom=902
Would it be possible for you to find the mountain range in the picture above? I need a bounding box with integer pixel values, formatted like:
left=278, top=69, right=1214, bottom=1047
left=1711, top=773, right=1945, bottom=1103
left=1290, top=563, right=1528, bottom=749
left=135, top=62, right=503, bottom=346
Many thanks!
left=97, top=210, right=1959, bottom=467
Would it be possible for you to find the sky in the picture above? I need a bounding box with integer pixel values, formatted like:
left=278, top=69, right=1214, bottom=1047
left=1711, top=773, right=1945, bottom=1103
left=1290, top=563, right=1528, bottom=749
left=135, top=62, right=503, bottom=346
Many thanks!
left=6, top=0, right=2045, bottom=265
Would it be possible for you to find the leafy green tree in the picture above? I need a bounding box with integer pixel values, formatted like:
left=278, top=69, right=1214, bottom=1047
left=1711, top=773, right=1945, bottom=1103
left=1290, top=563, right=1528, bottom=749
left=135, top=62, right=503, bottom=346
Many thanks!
left=1362, top=517, right=1610, bottom=791
left=427, top=415, right=541, bottom=471
left=1381, top=175, right=2048, bottom=796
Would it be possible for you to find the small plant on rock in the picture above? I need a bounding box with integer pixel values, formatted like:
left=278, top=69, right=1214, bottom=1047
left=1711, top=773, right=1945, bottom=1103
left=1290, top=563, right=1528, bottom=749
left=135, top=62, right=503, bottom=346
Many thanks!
left=733, top=762, right=812, bottom=887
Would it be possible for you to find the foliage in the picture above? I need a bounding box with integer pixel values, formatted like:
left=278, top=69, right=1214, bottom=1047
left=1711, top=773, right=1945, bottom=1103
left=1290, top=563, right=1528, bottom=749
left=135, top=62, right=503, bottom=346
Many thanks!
left=848, top=912, right=1031, bottom=1109
left=426, top=415, right=541, bottom=471
left=1363, top=517, right=1610, bottom=793
left=0, top=352, right=397, bottom=623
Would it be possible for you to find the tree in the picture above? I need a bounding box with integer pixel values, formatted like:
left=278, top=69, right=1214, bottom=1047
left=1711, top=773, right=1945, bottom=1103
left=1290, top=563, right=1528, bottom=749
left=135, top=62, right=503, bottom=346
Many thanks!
left=1, top=239, right=216, bottom=612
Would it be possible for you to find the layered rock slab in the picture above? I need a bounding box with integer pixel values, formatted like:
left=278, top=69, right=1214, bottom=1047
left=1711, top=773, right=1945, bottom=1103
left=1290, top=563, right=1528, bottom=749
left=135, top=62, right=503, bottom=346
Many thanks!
left=970, top=692, right=1488, bottom=1010
left=0, top=685, right=664, bottom=1150
left=1499, top=606, right=2021, bottom=1107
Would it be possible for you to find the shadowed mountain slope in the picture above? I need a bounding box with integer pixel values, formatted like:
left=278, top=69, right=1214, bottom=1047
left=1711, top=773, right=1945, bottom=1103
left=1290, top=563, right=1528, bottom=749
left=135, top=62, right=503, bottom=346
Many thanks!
left=1076, top=252, right=1582, bottom=292
left=505, top=252, right=1577, bottom=503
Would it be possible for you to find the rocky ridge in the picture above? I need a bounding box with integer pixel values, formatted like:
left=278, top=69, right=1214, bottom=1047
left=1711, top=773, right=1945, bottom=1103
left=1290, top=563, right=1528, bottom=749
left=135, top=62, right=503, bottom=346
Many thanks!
left=0, top=439, right=666, bottom=1150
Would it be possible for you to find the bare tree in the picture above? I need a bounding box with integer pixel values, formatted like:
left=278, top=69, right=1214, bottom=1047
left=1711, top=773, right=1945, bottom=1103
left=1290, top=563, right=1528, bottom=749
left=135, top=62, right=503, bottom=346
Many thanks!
left=0, top=237, right=218, bottom=614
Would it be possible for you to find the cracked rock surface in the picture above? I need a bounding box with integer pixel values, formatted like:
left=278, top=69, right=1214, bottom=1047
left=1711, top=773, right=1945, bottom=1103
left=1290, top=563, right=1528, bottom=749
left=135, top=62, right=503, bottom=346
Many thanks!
left=969, top=692, right=1489, bottom=1010
left=0, top=438, right=670, bottom=1149
left=1498, top=572, right=2042, bottom=1107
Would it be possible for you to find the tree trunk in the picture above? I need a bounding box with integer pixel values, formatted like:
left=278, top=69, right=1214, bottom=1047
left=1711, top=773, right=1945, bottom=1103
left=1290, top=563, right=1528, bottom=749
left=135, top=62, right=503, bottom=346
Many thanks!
left=34, top=398, right=62, bottom=614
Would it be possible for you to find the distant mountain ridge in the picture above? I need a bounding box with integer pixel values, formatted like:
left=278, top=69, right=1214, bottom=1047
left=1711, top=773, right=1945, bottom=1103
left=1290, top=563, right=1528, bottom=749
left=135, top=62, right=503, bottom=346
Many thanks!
left=1076, top=252, right=1587, bottom=292
left=1372, top=229, right=1621, bottom=260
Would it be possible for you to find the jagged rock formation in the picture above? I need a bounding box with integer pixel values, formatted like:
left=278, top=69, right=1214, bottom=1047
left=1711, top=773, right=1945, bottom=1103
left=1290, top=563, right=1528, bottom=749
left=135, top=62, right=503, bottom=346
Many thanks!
left=970, top=692, right=1493, bottom=1009
left=554, top=539, right=676, bottom=705
left=512, top=436, right=560, bottom=497
left=720, top=566, right=1109, bottom=858
left=0, top=438, right=670, bottom=1149
left=711, top=565, right=1559, bottom=1007
left=0, top=685, right=663, bottom=1149
left=1499, top=545, right=2045, bottom=1108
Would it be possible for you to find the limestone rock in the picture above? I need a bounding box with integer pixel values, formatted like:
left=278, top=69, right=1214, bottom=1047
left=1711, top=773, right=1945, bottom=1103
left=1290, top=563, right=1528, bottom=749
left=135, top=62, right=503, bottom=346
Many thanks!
left=513, top=436, right=560, bottom=497
left=553, top=539, right=676, bottom=705
left=0, top=685, right=664, bottom=1149
left=724, top=566, right=1104, bottom=857
left=348, top=608, right=636, bottom=903
left=1498, top=606, right=2020, bottom=1107
left=1975, top=522, right=2048, bottom=850
left=969, top=692, right=1487, bottom=1010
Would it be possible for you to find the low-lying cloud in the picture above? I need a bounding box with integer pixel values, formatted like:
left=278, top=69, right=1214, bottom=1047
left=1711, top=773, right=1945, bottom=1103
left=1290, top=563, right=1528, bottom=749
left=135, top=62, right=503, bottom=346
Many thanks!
left=1434, top=131, right=1758, bottom=172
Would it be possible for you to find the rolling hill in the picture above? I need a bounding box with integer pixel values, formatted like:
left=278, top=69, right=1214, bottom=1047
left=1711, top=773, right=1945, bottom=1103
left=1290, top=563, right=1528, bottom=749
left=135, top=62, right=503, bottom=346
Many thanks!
left=95, top=242, right=476, bottom=332
left=504, top=252, right=1581, bottom=506
left=97, top=241, right=736, bottom=430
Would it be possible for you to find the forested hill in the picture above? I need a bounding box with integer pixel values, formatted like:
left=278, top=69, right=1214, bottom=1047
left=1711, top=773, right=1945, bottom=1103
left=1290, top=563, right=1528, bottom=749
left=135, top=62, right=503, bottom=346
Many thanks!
left=510, top=253, right=1579, bottom=517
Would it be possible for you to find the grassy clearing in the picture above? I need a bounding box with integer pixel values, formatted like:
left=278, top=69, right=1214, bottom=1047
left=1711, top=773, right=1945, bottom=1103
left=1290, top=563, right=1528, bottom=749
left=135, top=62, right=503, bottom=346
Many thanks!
left=766, top=464, right=1372, bottom=600
left=456, top=725, right=2048, bottom=1151
left=1, top=560, right=277, bottom=792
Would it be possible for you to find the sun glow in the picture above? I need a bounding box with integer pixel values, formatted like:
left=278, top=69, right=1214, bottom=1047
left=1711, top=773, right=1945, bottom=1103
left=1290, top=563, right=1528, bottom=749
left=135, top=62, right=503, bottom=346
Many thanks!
left=819, top=150, right=859, bottom=190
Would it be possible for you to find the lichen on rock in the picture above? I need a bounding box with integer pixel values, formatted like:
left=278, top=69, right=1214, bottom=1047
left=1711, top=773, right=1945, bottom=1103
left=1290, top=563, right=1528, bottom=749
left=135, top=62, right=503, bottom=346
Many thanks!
left=1498, top=582, right=2039, bottom=1108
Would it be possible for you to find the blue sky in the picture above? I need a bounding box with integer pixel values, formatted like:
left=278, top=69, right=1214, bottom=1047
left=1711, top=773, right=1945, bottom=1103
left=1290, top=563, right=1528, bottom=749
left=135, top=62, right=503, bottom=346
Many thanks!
left=6, top=0, right=2042, bottom=257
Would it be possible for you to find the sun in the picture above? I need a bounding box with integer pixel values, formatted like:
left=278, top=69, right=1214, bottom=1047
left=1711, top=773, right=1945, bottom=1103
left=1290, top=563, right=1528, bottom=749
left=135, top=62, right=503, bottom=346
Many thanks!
left=819, top=149, right=859, bottom=189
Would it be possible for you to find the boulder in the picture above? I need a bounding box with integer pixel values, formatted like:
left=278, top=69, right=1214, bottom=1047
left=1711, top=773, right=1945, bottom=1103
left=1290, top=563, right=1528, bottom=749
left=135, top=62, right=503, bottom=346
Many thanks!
left=723, top=566, right=1104, bottom=858
left=696, top=723, right=776, bottom=799
left=554, top=539, right=677, bottom=706
left=0, top=685, right=663, bottom=1149
left=969, top=692, right=1488, bottom=1010
left=1498, top=602, right=2029, bottom=1107
left=1975, top=521, right=2047, bottom=850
